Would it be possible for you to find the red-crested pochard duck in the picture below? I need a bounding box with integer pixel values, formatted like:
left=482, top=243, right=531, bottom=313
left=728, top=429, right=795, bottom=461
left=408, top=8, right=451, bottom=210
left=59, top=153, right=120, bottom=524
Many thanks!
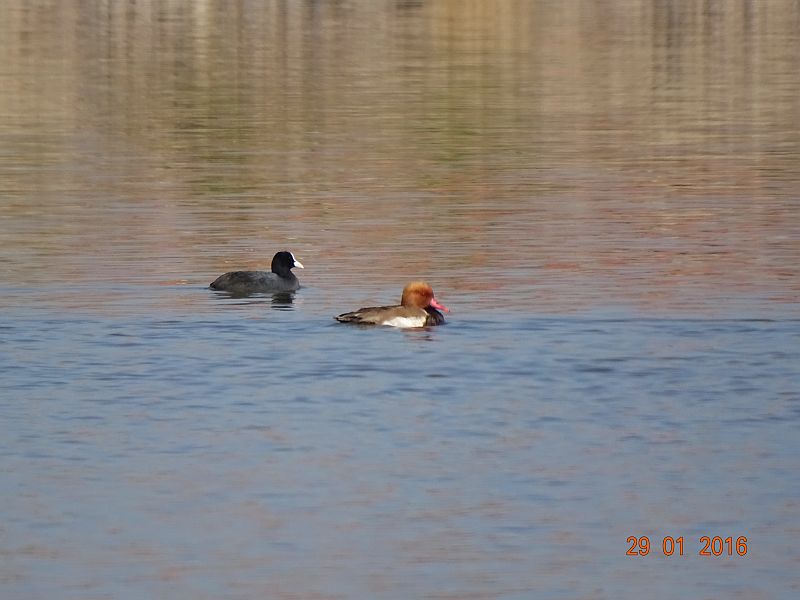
left=335, top=281, right=449, bottom=328
left=210, top=251, right=303, bottom=294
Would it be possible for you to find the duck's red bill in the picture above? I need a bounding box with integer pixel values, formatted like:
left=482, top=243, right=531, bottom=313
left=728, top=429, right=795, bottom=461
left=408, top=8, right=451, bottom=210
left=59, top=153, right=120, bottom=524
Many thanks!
left=430, top=297, right=450, bottom=313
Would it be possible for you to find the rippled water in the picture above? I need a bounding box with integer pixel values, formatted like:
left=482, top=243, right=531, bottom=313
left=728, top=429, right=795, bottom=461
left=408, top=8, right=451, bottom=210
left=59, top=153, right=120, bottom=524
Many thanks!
left=2, top=1, right=799, bottom=599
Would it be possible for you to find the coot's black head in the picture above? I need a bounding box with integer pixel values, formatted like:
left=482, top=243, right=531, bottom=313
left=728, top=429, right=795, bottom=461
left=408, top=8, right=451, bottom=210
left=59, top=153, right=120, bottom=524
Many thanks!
left=271, top=251, right=304, bottom=277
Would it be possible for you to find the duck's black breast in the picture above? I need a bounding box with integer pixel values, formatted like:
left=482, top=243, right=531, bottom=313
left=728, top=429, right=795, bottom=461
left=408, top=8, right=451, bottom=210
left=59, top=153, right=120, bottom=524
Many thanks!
left=424, top=307, right=446, bottom=326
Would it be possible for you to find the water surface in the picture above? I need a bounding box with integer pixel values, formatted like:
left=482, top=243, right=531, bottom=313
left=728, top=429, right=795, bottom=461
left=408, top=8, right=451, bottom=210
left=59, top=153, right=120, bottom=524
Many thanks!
left=1, top=1, right=799, bottom=599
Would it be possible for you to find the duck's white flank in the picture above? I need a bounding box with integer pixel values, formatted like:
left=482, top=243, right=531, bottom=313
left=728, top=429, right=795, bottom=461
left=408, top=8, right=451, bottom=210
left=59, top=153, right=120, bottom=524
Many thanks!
left=381, top=315, right=428, bottom=328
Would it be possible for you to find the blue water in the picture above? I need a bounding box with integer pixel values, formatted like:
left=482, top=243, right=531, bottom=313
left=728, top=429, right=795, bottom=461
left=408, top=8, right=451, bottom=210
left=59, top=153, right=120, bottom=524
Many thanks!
left=3, top=1, right=800, bottom=597
left=2, top=285, right=798, bottom=599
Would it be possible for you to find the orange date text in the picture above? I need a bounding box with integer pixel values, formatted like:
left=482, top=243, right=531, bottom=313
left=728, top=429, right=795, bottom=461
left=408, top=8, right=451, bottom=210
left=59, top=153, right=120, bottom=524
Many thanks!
left=626, top=536, right=747, bottom=557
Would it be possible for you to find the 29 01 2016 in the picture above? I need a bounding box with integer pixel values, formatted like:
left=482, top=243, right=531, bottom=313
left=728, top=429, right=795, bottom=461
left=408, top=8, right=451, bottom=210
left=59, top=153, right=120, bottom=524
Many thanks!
left=626, top=535, right=748, bottom=556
